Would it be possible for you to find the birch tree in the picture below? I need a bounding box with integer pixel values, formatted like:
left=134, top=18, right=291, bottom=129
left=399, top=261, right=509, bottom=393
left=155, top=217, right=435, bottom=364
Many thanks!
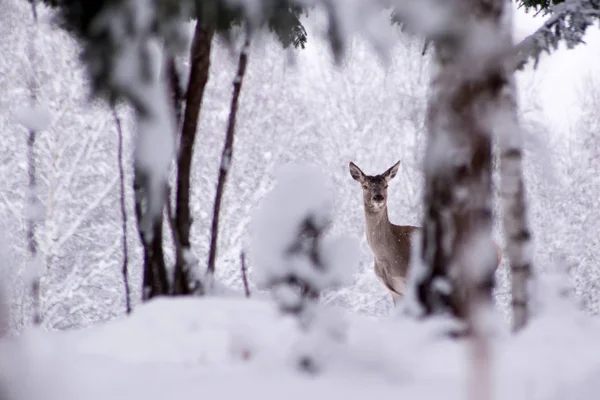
left=393, top=0, right=600, bottom=331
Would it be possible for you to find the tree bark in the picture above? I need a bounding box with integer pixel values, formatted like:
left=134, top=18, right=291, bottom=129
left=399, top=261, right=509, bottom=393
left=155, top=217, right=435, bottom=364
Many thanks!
left=167, top=56, right=184, bottom=127
left=173, top=22, right=214, bottom=294
left=498, top=90, right=533, bottom=332
left=413, top=0, right=508, bottom=321
left=207, top=34, right=251, bottom=278
left=135, top=170, right=169, bottom=300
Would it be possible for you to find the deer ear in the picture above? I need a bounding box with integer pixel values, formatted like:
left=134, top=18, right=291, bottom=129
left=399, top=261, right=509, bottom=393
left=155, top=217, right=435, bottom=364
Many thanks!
left=384, top=160, right=400, bottom=182
left=349, top=162, right=365, bottom=182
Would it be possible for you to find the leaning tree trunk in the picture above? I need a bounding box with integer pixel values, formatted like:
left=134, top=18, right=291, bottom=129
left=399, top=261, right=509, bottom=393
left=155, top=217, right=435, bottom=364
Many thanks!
left=112, top=108, right=132, bottom=314
left=173, top=22, right=214, bottom=295
left=206, top=34, right=252, bottom=280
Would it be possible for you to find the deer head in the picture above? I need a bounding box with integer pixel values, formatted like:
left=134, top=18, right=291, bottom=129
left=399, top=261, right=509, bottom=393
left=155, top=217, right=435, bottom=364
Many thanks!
left=349, top=161, right=400, bottom=213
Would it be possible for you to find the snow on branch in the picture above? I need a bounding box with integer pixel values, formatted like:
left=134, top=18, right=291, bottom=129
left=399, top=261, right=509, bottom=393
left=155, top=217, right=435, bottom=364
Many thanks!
left=251, top=164, right=357, bottom=296
left=251, top=163, right=359, bottom=373
left=14, top=105, right=51, bottom=133
left=514, top=0, right=600, bottom=70
left=391, top=0, right=600, bottom=72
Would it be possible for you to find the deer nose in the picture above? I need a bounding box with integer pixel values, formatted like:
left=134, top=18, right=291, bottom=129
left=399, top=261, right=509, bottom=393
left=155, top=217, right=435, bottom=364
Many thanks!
left=373, top=194, right=384, bottom=202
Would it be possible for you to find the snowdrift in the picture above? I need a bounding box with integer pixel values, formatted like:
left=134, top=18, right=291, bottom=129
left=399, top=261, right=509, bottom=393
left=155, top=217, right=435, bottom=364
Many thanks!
left=1, top=297, right=600, bottom=400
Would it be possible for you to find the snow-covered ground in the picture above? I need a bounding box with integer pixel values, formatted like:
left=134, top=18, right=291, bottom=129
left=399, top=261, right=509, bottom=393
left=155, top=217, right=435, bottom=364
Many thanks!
left=2, top=1, right=600, bottom=399
left=2, top=295, right=600, bottom=400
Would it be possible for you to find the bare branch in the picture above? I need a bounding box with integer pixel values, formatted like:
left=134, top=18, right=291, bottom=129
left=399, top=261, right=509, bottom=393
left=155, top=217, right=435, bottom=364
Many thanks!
left=240, top=251, right=250, bottom=298
left=112, top=107, right=131, bottom=315
left=53, top=175, right=119, bottom=252
left=26, top=0, right=42, bottom=328
left=207, top=33, right=252, bottom=278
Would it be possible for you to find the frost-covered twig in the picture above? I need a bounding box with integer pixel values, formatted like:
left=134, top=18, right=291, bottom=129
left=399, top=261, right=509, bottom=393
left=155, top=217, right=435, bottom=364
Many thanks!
left=26, top=129, right=41, bottom=327
left=112, top=108, right=131, bottom=315
left=207, top=32, right=252, bottom=277
left=240, top=251, right=250, bottom=298
left=25, top=0, right=43, bottom=328
left=29, top=0, right=38, bottom=23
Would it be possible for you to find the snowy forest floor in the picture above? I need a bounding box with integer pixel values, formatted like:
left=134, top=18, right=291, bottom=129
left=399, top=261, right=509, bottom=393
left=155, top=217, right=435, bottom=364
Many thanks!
left=2, top=296, right=600, bottom=400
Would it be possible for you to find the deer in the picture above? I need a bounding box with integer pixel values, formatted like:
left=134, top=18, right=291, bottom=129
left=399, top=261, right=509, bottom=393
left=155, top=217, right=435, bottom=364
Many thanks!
left=349, top=161, right=502, bottom=307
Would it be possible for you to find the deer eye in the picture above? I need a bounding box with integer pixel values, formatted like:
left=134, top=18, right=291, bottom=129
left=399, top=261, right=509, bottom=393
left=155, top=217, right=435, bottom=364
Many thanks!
left=362, top=185, right=368, bottom=189
left=384, top=185, right=388, bottom=189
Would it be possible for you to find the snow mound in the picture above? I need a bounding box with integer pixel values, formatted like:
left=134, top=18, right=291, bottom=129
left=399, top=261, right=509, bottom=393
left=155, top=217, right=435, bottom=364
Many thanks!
left=1, top=297, right=600, bottom=400
left=14, top=104, right=52, bottom=132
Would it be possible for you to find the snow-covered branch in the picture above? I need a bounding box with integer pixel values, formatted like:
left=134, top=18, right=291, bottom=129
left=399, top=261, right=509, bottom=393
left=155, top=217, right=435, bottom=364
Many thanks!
left=513, top=0, right=600, bottom=70
left=251, top=164, right=358, bottom=372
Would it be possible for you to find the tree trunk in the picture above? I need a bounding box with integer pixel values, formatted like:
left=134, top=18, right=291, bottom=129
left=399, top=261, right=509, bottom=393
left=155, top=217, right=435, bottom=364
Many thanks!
left=112, top=108, right=132, bottom=314
left=498, top=90, right=533, bottom=332
left=173, top=22, right=214, bottom=295
left=206, top=34, right=251, bottom=278
left=167, top=56, right=184, bottom=127
left=413, top=0, right=510, bottom=322
left=135, top=170, right=169, bottom=300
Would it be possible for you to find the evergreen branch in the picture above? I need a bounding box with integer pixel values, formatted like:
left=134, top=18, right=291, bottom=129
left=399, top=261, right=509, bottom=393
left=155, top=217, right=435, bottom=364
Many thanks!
left=513, top=0, right=600, bottom=70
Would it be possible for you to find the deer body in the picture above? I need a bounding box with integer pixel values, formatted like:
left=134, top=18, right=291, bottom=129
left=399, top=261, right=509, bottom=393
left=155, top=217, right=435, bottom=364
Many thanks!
left=350, top=161, right=501, bottom=307
left=364, top=205, right=417, bottom=305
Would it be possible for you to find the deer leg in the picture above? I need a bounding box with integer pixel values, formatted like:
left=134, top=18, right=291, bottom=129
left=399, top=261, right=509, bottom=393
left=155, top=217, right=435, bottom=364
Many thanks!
left=375, top=267, right=405, bottom=307
left=391, top=291, right=403, bottom=307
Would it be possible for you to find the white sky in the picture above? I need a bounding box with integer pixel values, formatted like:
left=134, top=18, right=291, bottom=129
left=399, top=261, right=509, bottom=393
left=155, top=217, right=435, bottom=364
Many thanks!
left=513, top=5, right=600, bottom=132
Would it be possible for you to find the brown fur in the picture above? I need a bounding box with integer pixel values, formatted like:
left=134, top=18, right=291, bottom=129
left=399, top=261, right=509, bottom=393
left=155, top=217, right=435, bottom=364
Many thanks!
left=349, top=161, right=502, bottom=306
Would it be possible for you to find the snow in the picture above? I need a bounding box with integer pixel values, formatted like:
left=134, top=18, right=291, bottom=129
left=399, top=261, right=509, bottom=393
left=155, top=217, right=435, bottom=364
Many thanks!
left=2, top=297, right=600, bottom=400
left=14, top=104, right=52, bottom=132
left=250, top=163, right=359, bottom=292
left=2, top=2, right=600, bottom=399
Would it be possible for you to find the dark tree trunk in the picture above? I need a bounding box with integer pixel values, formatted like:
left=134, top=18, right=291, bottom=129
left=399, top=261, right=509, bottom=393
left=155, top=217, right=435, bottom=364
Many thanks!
left=413, top=0, right=508, bottom=321
left=167, top=56, right=184, bottom=127
left=240, top=252, right=250, bottom=298
left=112, top=108, right=132, bottom=313
left=207, top=34, right=251, bottom=278
left=173, top=22, right=214, bottom=295
left=135, top=171, right=169, bottom=300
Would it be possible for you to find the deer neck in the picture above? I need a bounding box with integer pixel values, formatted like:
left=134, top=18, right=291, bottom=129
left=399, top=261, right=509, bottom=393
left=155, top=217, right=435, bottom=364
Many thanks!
left=364, top=206, right=395, bottom=255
